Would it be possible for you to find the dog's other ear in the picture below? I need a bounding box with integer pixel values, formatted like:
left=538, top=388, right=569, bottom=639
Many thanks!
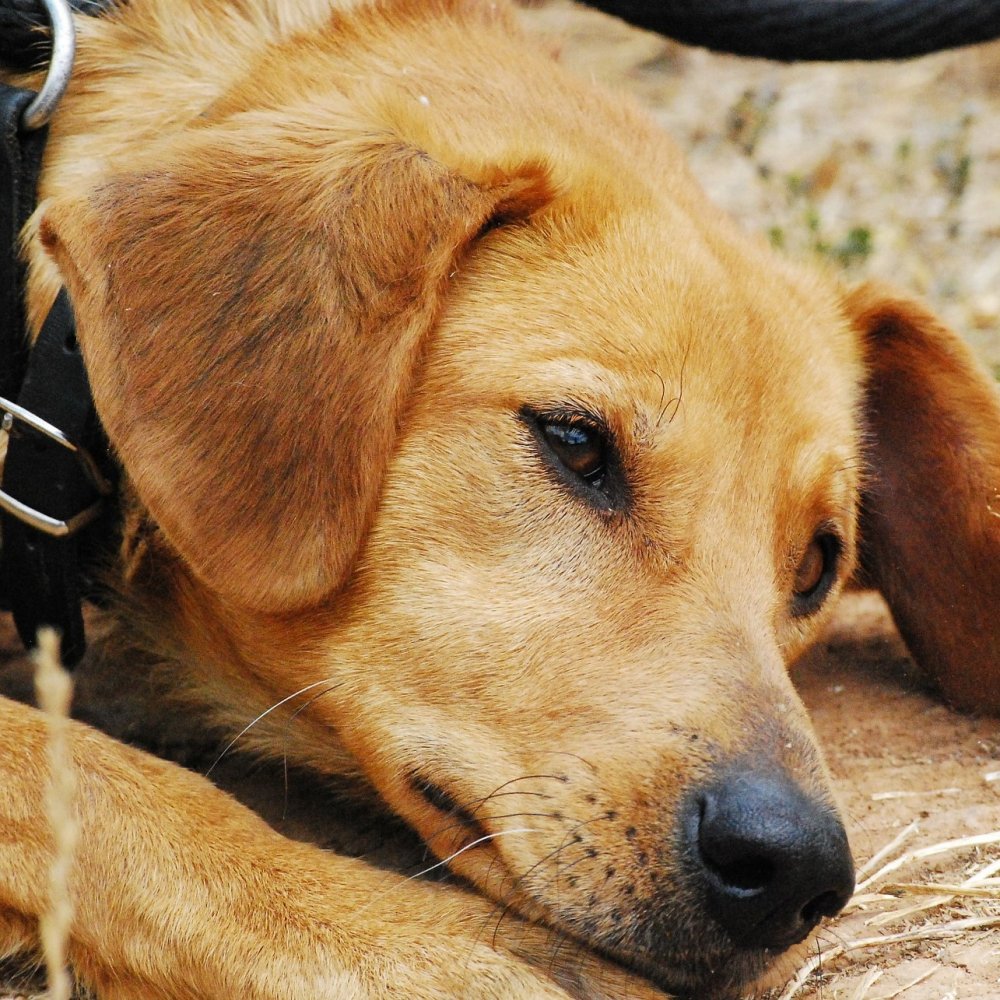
left=846, top=282, right=1000, bottom=711
left=38, top=125, right=553, bottom=612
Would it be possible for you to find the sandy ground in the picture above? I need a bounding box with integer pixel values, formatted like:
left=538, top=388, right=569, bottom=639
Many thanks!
left=2, top=2, right=999, bottom=997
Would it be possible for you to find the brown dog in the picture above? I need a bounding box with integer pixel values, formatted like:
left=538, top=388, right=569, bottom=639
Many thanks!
left=2, top=1, right=999, bottom=998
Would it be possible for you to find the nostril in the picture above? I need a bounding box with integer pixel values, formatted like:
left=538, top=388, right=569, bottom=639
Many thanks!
left=708, top=853, right=774, bottom=894
left=801, top=887, right=849, bottom=926
left=697, top=795, right=777, bottom=896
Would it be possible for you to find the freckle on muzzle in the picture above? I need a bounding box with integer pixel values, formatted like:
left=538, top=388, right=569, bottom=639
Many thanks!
left=683, top=765, right=855, bottom=952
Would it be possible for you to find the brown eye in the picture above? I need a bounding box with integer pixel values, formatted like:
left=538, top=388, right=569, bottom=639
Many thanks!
left=794, top=540, right=825, bottom=595
left=522, top=406, right=627, bottom=510
left=540, top=419, right=607, bottom=487
left=792, top=533, right=841, bottom=615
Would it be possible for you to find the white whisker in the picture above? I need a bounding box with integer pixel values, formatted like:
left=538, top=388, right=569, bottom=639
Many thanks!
left=407, top=828, right=546, bottom=883
left=359, top=827, right=546, bottom=915
left=281, top=682, right=342, bottom=820
left=205, top=677, right=338, bottom=777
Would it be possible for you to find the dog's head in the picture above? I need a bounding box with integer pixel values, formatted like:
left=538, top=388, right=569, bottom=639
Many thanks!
left=37, top=2, right=1000, bottom=995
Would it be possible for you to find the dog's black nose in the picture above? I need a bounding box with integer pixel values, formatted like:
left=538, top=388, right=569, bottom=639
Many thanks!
left=689, top=768, right=854, bottom=950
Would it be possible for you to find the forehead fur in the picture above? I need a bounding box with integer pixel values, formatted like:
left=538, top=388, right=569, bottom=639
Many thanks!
left=424, top=203, right=864, bottom=475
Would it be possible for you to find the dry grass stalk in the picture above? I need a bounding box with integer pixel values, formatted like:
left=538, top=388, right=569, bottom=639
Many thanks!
left=33, top=629, right=78, bottom=1000
left=882, top=881, right=1000, bottom=898
left=847, top=893, right=902, bottom=908
left=777, top=915, right=1000, bottom=1000
left=853, top=823, right=919, bottom=885
left=847, top=914, right=1000, bottom=945
left=778, top=821, right=1000, bottom=999
left=854, top=829, right=1000, bottom=894
left=850, top=968, right=883, bottom=998
left=870, top=788, right=961, bottom=801
left=867, top=967, right=935, bottom=999
left=867, top=849, right=1000, bottom=928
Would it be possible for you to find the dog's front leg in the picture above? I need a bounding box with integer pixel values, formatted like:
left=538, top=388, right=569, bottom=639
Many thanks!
left=0, top=696, right=663, bottom=1000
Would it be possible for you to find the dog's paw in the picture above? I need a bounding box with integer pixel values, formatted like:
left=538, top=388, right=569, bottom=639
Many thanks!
left=352, top=935, right=576, bottom=999
left=346, top=892, right=667, bottom=1000
left=351, top=932, right=663, bottom=1000
left=506, top=930, right=669, bottom=1000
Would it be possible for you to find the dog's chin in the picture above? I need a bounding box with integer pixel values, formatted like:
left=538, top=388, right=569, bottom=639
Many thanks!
left=621, top=947, right=774, bottom=1000
left=498, top=880, right=780, bottom=1000
left=567, top=927, right=776, bottom=1000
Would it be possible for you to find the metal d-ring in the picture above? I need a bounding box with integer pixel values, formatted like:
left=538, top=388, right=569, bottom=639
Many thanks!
left=21, top=0, right=77, bottom=131
left=0, top=395, right=112, bottom=537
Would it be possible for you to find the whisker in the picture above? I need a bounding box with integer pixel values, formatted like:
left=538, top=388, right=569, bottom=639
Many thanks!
left=280, top=682, right=342, bottom=820
left=659, top=395, right=680, bottom=426
left=487, top=835, right=584, bottom=950
left=469, top=789, right=554, bottom=811
left=549, top=851, right=592, bottom=881
left=657, top=335, right=693, bottom=428
left=489, top=812, right=612, bottom=947
left=359, top=827, right=547, bottom=915
left=204, top=677, right=339, bottom=777
left=466, top=775, right=565, bottom=818
left=409, top=828, right=547, bottom=882
left=652, top=368, right=667, bottom=425
left=545, top=926, right=574, bottom=978
left=424, top=811, right=560, bottom=846
left=412, top=774, right=560, bottom=862
left=542, top=751, right=598, bottom=774
left=490, top=894, right=520, bottom=950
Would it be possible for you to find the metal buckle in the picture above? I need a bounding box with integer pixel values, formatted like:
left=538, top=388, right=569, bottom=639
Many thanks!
left=0, top=395, right=111, bottom=537
left=21, top=0, right=76, bottom=131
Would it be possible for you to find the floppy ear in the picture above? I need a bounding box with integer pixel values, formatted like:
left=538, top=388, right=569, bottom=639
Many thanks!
left=38, top=118, right=553, bottom=612
left=846, top=282, right=1000, bottom=711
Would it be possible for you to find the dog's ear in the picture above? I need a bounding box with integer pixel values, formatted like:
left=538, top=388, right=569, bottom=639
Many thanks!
left=845, top=282, right=1000, bottom=711
left=38, top=124, right=553, bottom=612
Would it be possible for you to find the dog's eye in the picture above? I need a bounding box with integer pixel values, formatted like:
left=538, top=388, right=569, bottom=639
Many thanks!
left=522, top=407, right=626, bottom=509
left=792, top=533, right=841, bottom=615
left=540, top=419, right=607, bottom=487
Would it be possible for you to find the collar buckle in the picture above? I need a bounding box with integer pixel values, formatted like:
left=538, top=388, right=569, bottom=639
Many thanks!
left=0, top=395, right=111, bottom=537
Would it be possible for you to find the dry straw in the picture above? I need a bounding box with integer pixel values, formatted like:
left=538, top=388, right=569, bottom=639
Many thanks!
left=33, top=628, right=78, bottom=1000
left=777, top=822, right=1000, bottom=1000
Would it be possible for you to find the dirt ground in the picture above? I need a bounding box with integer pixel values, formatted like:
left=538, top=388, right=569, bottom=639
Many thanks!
left=2, top=2, right=999, bottom=998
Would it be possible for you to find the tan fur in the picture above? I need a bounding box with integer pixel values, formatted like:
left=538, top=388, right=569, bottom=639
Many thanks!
left=1, top=0, right=998, bottom=997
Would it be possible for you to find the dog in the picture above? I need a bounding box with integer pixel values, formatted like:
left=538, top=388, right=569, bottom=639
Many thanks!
left=2, top=1, right=999, bottom=997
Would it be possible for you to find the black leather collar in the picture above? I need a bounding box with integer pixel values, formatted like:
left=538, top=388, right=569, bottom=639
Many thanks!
left=2, top=0, right=116, bottom=72
left=2, top=4, right=118, bottom=665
